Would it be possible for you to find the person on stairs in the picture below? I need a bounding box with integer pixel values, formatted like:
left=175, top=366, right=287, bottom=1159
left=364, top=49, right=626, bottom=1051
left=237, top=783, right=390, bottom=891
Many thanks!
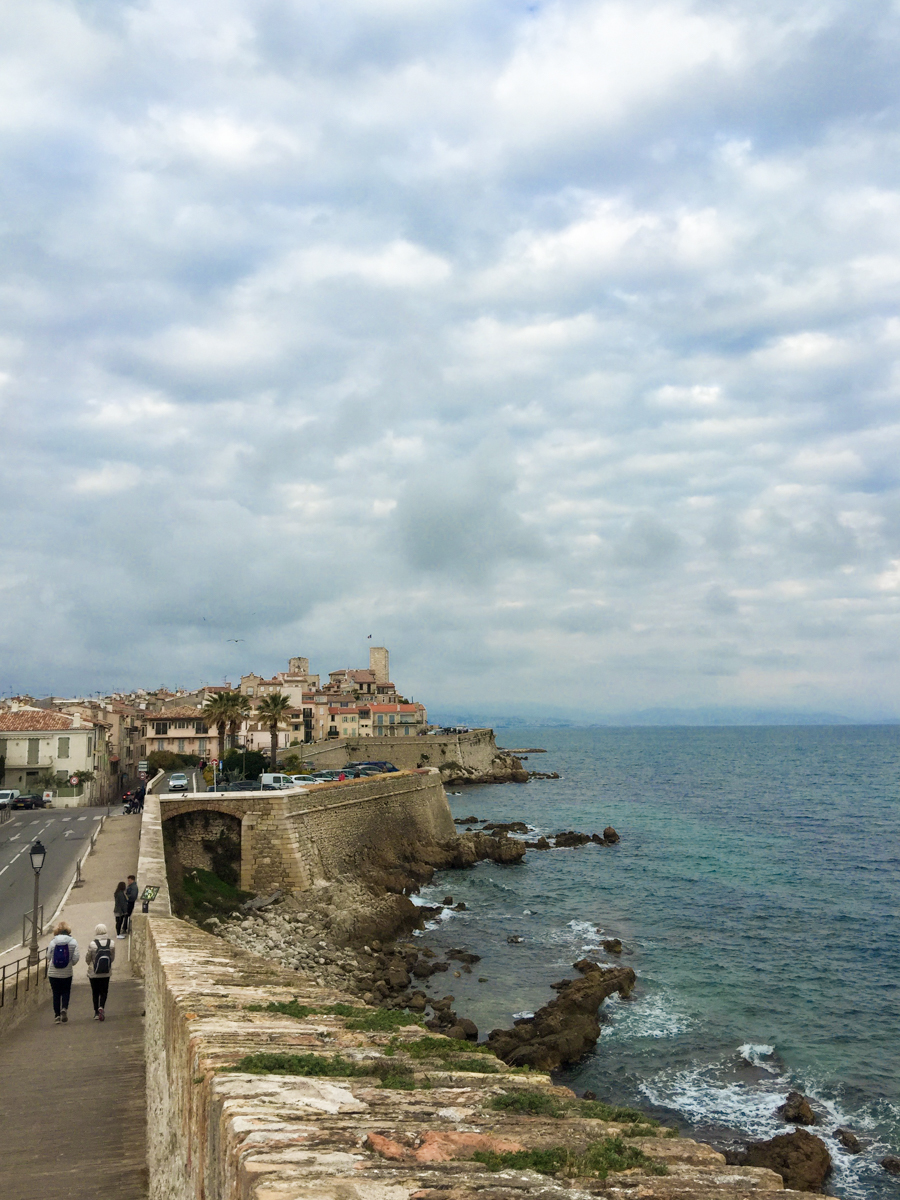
left=46, top=921, right=79, bottom=1024
left=85, top=923, right=115, bottom=1021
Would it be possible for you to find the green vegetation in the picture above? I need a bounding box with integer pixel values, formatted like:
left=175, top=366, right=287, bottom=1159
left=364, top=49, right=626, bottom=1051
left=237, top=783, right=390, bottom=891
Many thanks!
left=225, top=1051, right=417, bottom=1089
left=201, top=827, right=241, bottom=887
left=250, top=999, right=425, bottom=1031
left=223, top=747, right=267, bottom=780
left=386, top=1036, right=498, bottom=1072
left=148, top=749, right=199, bottom=773
left=488, top=1090, right=663, bottom=1129
left=171, top=866, right=253, bottom=922
left=471, top=1136, right=668, bottom=1179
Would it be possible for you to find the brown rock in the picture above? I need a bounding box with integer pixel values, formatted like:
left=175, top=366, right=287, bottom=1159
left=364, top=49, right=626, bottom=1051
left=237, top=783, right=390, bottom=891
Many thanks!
left=554, top=831, right=592, bottom=848
left=881, top=1156, right=900, bottom=1175
left=742, top=1129, right=831, bottom=1191
left=414, top=1131, right=525, bottom=1163
left=603, top=826, right=619, bottom=843
left=486, top=965, right=636, bottom=1070
left=779, top=1090, right=817, bottom=1125
left=366, top=1132, right=408, bottom=1160
left=602, top=938, right=623, bottom=954
left=836, top=1128, right=861, bottom=1153
left=530, top=836, right=551, bottom=850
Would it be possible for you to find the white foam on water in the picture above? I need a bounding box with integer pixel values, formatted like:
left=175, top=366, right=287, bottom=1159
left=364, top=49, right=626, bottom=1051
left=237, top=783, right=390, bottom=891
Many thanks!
left=738, top=1043, right=778, bottom=1072
left=603, top=990, right=692, bottom=1040
left=640, top=1065, right=785, bottom=1136
left=513, top=1010, right=535, bottom=1020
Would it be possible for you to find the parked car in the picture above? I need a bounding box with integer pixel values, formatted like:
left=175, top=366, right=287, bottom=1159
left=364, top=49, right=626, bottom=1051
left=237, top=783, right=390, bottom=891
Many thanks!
left=167, top=773, right=189, bottom=792
left=11, top=794, right=46, bottom=809
left=350, top=761, right=398, bottom=773
left=290, top=775, right=318, bottom=785
left=259, top=773, right=296, bottom=790
left=0, top=789, right=21, bottom=808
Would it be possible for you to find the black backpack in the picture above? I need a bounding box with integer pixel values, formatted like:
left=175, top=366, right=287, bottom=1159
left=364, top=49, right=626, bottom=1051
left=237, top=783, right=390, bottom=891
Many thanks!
left=52, top=940, right=70, bottom=969
left=93, top=938, right=112, bottom=975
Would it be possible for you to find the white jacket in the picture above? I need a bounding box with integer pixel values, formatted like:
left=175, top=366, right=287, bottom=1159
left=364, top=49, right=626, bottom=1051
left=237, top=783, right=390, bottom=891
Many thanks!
left=46, top=934, right=79, bottom=978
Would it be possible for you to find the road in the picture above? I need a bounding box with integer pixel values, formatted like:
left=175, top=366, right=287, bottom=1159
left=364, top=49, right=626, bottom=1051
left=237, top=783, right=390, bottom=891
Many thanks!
left=154, top=768, right=205, bottom=794
left=0, top=806, right=109, bottom=958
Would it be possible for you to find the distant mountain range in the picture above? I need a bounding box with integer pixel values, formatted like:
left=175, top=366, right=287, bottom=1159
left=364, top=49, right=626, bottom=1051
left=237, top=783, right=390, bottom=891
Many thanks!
left=429, top=704, right=899, bottom=729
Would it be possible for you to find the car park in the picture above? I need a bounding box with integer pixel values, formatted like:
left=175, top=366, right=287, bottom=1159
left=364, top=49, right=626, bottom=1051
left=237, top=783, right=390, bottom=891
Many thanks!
left=168, top=773, right=189, bottom=792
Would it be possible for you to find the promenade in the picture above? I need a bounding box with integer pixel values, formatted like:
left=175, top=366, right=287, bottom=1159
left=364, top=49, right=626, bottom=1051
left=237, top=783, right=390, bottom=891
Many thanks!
left=0, top=811, right=148, bottom=1199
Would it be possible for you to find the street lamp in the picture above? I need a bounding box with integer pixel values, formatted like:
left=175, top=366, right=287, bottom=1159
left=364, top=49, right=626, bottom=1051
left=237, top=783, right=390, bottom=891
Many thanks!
left=28, top=840, right=46, bottom=967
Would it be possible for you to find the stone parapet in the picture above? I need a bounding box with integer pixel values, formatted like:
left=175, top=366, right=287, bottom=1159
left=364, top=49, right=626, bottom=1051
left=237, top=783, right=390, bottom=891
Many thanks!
left=132, top=788, right=173, bottom=974
left=144, top=915, right=827, bottom=1200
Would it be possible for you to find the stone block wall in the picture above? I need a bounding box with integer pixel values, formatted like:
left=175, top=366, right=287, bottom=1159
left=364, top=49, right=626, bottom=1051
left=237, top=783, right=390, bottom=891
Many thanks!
left=155, top=770, right=454, bottom=898
left=295, top=728, right=500, bottom=773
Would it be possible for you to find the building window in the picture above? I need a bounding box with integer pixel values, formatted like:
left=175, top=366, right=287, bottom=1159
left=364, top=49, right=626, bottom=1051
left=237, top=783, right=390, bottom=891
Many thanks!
left=27, top=738, right=39, bottom=765
left=87, top=737, right=93, bottom=755
left=157, top=740, right=165, bottom=751
left=58, top=736, right=70, bottom=759
left=154, top=722, right=168, bottom=736
left=178, top=739, right=186, bottom=753
left=198, top=739, right=207, bottom=755
left=389, top=715, right=395, bottom=724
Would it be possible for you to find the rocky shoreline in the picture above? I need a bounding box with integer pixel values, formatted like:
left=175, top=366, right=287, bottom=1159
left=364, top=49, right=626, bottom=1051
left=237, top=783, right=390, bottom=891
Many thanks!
left=191, top=811, right=888, bottom=1192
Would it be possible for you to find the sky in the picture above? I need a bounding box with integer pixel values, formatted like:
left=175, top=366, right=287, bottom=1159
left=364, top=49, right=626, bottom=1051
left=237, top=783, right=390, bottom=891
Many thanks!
left=1, top=0, right=899, bottom=720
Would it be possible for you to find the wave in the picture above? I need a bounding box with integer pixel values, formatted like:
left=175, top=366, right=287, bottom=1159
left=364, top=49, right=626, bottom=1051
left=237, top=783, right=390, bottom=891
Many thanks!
left=604, top=990, right=692, bottom=1040
left=738, top=1043, right=779, bottom=1072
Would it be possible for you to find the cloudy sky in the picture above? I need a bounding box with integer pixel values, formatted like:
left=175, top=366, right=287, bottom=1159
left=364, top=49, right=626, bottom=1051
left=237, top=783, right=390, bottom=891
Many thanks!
left=2, top=0, right=899, bottom=719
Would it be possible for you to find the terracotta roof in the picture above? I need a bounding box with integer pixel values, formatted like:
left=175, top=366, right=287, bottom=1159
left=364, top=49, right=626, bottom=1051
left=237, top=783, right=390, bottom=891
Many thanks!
left=369, top=703, right=421, bottom=713
left=0, top=711, right=75, bottom=732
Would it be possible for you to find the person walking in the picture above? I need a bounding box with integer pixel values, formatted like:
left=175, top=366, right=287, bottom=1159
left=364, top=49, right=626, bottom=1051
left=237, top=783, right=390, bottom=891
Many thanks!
left=125, top=875, right=139, bottom=933
left=113, top=880, right=129, bottom=938
left=85, top=923, right=115, bottom=1021
left=46, top=921, right=79, bottom=1024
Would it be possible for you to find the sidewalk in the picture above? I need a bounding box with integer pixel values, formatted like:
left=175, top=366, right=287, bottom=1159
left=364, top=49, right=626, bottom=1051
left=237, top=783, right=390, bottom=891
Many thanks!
left=0, top=813, right=148, bottom=1199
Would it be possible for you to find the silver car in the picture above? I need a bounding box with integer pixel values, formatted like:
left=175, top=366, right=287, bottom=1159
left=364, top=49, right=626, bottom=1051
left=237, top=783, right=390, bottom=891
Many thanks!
left=168, top=772, right=189, bottom=792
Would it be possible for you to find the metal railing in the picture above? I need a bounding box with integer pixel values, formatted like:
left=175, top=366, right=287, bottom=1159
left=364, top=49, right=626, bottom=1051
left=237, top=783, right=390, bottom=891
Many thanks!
left=0, top=951, right=47, bottom=1010
left=22, top=905, right=44, bottom=947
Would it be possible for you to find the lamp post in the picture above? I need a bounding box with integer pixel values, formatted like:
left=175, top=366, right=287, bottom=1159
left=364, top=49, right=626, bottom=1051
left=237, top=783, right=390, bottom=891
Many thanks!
left=28, top=840, right=46, bottom=967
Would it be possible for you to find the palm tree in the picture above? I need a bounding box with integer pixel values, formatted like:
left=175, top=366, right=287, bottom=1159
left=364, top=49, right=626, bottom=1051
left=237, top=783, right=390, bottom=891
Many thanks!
left=202, top=694, right=233, bottom=763
left=256, top=693, right=291, bottom=769
left=227, top=694, right=251, bottom=750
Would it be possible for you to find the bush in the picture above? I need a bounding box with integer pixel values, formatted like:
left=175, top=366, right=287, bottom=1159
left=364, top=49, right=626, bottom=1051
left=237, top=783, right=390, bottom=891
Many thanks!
left=223, top=748, right=267, bottom=779
left=472, top=1137, right=667, bottom=1179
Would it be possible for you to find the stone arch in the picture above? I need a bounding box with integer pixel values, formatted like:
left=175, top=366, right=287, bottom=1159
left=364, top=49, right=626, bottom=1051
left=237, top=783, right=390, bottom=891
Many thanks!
left=162, top=808, right=244, bottom=886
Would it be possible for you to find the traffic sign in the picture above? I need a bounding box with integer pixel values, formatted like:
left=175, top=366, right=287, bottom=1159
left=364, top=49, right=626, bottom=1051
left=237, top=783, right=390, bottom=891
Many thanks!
left=69, top=775, right=79, bottom=786
left=138, top=760, right=148, bottom=772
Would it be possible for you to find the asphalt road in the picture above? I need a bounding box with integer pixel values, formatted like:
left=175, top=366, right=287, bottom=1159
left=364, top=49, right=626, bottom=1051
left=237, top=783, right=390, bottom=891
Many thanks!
left=155, top=768, right=205, bottom=794
left=0, top=805, right=108, bottom=958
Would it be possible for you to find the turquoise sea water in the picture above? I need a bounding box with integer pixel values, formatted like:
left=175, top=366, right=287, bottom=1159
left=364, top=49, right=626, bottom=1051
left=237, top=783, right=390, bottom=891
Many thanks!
left=414, top=726, right=900, bottom=1200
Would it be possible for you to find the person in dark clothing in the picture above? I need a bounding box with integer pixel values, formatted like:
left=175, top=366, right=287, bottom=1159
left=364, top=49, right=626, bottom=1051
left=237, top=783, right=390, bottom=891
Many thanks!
left=135, top=785, right=145, bottom=811
left=85, top=922, right=115, bottom=1020
left=113, top=880, right=129, bottom=937
left=125, top=875, right=139, bottom=932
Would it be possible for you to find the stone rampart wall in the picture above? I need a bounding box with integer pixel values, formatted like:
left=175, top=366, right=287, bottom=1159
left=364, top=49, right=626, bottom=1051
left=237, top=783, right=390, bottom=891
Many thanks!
left=292, top=728, right=500, bottom=773
left=131, top=789, right=172, bottom=975
left=154, top=770, right=454, bottom=897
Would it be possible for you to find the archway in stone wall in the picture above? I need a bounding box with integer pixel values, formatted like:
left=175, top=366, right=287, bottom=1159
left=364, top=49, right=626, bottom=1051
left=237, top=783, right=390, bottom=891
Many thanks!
left=161, top=809, right=245, bottom=917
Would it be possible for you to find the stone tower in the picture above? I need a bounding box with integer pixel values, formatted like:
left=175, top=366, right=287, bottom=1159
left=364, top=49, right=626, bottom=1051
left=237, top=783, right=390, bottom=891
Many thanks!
left=288, top=657, right=310, bottom=675
left=369, top=646, right=389, bottom=683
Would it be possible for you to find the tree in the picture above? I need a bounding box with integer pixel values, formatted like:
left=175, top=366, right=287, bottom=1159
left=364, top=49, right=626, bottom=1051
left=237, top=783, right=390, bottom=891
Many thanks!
left=227, top=694, right=251, bottom=749
left=256, top=693, right=291, bottom=769
left=203, top=694, right=234, bottom=762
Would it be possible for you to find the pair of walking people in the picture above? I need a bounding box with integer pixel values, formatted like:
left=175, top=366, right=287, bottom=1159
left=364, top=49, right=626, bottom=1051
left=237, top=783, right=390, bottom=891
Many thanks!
left=46, top=921, right=116, bottom=1024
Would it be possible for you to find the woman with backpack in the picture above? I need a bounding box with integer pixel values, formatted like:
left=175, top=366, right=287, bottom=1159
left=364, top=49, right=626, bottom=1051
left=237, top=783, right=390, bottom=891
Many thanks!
left=85, top=922, right=115, bottom=1020
left=113, top=880, right=129, bottom=937
left=46, top=921, right=79, bottom=1024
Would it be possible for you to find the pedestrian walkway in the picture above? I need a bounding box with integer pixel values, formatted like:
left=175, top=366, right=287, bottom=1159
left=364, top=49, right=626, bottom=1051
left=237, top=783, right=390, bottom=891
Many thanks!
left=0, top=813, right=148, bottom=1199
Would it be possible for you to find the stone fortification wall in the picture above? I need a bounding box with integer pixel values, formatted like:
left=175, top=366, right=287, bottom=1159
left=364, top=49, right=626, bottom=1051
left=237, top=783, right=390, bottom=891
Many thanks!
left=155, top=770, right=454, bottom=898
left=282, top=768, right=455, bottom=883
left=132, top=789, right=173, bottom=975
left=142, top=915, right=796, bottom=1200
left=293, top=728, right=510, bottom=776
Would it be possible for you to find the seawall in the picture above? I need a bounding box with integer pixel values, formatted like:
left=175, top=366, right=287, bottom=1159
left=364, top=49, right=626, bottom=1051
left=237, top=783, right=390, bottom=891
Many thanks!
left=286, top=728, right=527, bottom=783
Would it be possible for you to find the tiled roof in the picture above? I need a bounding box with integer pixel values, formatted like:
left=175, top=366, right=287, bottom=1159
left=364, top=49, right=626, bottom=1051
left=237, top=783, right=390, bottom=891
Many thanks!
left=369, top=703, right=421, bottom=713
left=0, top=710, right=75, bottom=732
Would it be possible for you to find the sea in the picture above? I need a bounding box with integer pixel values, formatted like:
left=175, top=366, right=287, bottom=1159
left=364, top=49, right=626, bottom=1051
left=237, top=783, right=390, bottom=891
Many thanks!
left=411, top=725, right=900, bottom=1200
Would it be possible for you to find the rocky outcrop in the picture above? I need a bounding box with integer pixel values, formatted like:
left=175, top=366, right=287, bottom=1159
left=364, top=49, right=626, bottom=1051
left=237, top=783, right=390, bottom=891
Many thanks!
left=881, top=1155, right=900, bottom=1175
left=738, top=1130, right=831, bottom=1191
left=779, top=1090, right=817, bottom=1125
left=439, top=750, right=529, bottom=785
left=835, top=1128, right=861, bottom=1153
left=486, top=961, right=636, bottom=1070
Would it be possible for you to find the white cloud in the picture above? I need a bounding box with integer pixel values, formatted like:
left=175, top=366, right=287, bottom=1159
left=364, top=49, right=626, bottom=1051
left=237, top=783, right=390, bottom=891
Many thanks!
left=72, top=463, right=143, bottom=495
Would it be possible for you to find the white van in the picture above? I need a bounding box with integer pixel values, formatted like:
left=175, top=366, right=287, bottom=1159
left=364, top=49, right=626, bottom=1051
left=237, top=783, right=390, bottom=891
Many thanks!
left=259, top=773, right=298, bottom=790
left=0, top=789, right=21, bottom=808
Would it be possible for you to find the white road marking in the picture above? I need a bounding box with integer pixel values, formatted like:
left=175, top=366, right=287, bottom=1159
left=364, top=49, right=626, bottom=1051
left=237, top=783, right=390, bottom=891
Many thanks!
left=9, top=834, right=20, bottom=841
left=62, top=817, right=72, bottom=822
left=0, top=865, right=7, bottom=876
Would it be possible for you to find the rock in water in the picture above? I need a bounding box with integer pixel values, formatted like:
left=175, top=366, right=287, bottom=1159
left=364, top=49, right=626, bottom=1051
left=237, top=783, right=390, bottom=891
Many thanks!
left=603, top=826, right=619, bottom=843
left=778, top=1090, right=817, bottom=1125
left=553, top=830, right=592, bottom=847
left=881, top=1156, right=900, bottom=1176
left=742, top=1130, right=831, bottom=1191
left=485, top=963, right=636, bottom=1069
left=836, top=1128, right=861, bottom=1153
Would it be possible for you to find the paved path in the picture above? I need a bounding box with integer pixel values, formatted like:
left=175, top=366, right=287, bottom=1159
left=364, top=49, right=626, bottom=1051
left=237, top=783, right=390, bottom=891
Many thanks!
left=0, top=813, right=147, bottom=1199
